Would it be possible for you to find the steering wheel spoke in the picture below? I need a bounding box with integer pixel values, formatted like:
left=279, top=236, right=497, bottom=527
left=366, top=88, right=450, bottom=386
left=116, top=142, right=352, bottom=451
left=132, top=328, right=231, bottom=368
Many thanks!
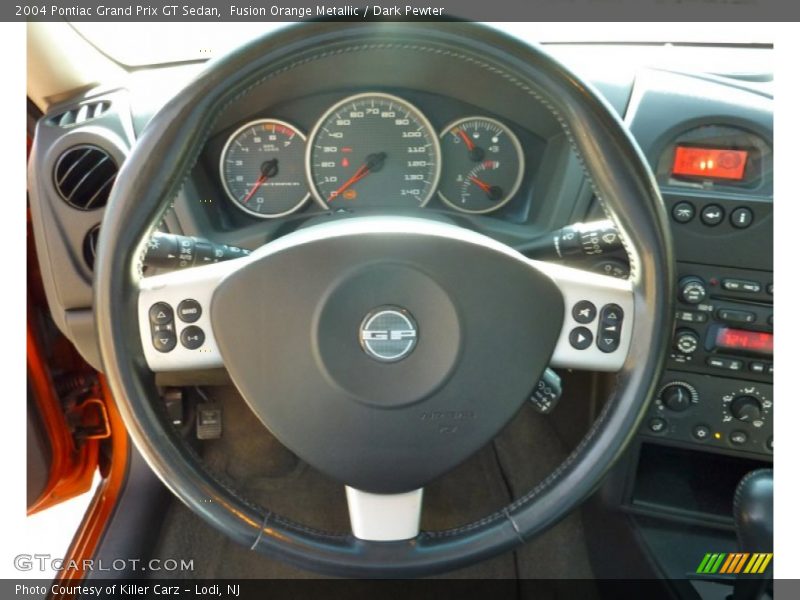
left=532, top=260, right=634, bottom=372
left=345, top=486, right=423, bottom=542
left=138, top=262, right=232, bottom=371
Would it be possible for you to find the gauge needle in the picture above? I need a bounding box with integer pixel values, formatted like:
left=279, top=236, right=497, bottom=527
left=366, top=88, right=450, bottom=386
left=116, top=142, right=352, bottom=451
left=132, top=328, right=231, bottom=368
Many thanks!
left=329, top=152, right=387, bottom=201
left=469, top=175, right=503, bottom=201
left=457, top=129, right=475, bottom=151
left=458, top=129, right=485, bottom=162
left=242, top=159, right=279, bottom=203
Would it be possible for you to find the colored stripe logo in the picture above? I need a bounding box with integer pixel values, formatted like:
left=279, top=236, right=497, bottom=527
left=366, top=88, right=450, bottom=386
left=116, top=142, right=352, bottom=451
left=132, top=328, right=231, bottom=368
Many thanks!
left=696, top=553, right=773, bottom=574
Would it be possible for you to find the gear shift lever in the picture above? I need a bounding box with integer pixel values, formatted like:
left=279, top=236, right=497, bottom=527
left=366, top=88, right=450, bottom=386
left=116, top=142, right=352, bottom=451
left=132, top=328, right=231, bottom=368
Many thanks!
left=731, top=469, right=773, bottom=600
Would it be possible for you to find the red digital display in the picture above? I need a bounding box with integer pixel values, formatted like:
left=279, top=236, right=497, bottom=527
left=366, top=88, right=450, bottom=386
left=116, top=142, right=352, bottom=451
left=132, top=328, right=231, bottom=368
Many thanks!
left=715, top=328, right=773, bottom=356
left=672, top=146, right=748, bottom=181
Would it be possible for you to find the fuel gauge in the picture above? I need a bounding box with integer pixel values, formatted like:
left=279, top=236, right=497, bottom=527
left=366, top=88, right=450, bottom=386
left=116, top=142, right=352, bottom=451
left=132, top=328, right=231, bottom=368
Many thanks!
left=438, top=117, right=524, bottom=214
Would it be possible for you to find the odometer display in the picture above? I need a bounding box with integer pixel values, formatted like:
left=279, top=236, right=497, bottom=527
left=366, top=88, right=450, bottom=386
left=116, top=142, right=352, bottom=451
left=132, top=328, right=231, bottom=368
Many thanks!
left=307, top=93, right=440, bottom=208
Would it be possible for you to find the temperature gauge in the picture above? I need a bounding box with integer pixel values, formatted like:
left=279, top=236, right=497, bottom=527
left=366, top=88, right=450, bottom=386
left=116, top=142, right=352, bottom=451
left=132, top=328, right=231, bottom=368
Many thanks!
left=438, top=117, right=524, bottom=214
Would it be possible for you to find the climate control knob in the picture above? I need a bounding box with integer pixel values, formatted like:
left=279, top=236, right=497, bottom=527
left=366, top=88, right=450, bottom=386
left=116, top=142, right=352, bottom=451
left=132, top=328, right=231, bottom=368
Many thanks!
left=657, top=382, right=698, bottom=412
left=730, top=395, right=763, bottom=423
left=678, top=276, right=708, bottom=305
left=674, top=329, right=700, bottom=355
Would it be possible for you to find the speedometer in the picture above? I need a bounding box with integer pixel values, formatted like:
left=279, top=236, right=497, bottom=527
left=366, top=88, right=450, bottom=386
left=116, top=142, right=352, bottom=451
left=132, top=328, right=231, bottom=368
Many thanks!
left=307, top=93, right=441, bottom=208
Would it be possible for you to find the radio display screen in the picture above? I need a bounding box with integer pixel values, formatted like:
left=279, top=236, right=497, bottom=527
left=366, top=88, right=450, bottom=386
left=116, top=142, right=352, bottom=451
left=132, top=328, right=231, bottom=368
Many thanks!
left=715, top=328, right=773, bottom=356
left=672, top=146, right=749, bottom=181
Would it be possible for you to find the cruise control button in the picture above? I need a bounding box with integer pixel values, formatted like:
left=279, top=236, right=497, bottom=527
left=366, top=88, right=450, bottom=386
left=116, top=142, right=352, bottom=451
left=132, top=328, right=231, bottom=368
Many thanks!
left=569, top=327, right=593, bottom=350
left=730, top=207, right=753, bottom=229
left=180, top=326, right=205, bottom=350
left=152, top=332, right=177, bottom=353
left=672, top=201, right=695, bottom=223
left=177, top=299, right=202, bottom=323
left=692, top=424, right=711, bottom=441
left=700, top=204, right=725, bottom=226
left=149, top=302, right=174, bottom=325
left=730, top=430, right=748, bottom=446
left=572, top=300, right=597, bottom=324
left=648, top=417, right=667, bottom=434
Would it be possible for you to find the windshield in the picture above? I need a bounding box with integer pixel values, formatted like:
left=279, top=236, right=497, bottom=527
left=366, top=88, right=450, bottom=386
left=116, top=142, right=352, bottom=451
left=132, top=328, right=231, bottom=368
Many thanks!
left=69, top=22, right=773, bottom=69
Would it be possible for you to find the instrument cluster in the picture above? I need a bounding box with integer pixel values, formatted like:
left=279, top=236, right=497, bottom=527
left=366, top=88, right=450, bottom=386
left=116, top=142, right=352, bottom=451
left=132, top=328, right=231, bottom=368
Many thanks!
left=218, top=92, right=528, bottom=219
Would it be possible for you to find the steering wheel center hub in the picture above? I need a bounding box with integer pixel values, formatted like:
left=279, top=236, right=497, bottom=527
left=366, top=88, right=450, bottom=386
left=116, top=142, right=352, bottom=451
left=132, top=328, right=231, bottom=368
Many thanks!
left=208, top=217, right=565, bottom=493
left=359, top=306, right=418, bottom=363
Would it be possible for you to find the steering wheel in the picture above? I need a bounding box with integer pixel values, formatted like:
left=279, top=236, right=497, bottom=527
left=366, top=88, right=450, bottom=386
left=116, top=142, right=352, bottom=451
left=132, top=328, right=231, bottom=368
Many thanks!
left=95, top=22, right=673, bottom=577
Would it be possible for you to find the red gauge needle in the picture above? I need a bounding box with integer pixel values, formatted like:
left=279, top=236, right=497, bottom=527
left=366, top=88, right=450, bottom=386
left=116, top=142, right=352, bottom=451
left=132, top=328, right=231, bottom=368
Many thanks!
left=242, top=159, right=279, bottom=203
left=241, top=173, right=267, bottom=203
left=469, top=175, right=492, bottom=193
left=457, top=128, right=475, bottom=151
left=328, top=152, right=386, bottom=202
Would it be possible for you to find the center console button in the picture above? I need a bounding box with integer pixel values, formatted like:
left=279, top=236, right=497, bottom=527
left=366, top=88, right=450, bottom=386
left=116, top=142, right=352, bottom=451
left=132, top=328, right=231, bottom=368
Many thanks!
left=678, top=277, right=707, bottom=304
left=675, top=329, right=700, bottom=354
left=700, top=204, right=725, bottom=226
left=672, top=201, right=695, bottom=223
left=717, top=308, right=756, bottom=324
left=692, top=424, right=711, bottom=441
left=722, top=278, right=761, bottom=293
left=730, top=430, right=748, bottom=446
left=648, top=417, right=667, bottom=434
left=730, top=207, right=753, bottom=229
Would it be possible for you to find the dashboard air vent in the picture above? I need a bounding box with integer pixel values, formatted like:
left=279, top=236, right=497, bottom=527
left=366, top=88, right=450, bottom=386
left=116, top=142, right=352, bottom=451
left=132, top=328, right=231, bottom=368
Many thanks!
left=53, top=145, right=118, bottom=210
left=49, top=101, right=111, bottom=127
left=83, top=225, right=100, bottom=271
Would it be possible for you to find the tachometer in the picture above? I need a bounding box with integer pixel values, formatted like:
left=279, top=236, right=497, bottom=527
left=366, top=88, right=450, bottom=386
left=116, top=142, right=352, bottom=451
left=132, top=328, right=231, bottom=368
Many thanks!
left=438, top=117, right=524, bottom=214
left=307, top=93, right=441, bottom=208
left=220, top=119, right=310, bottom=218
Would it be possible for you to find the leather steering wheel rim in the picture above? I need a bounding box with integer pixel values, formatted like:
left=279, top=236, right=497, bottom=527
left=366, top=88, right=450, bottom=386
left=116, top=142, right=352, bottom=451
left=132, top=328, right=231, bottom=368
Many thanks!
left=95, top=22, right=674, bottom=577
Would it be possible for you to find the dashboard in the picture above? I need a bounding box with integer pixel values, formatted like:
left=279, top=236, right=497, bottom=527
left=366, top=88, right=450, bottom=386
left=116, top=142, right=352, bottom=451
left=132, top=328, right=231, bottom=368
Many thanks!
left=27, top=29, right=773, bottom=584
left=205, top=90, right=547, bottom=221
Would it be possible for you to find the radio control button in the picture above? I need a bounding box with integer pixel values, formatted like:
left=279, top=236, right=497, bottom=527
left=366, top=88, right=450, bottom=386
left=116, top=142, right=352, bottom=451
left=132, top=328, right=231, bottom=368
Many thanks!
left=730, top=207, right=753, bottom=229
left=571, top=300, right=596, bottom=324
left=700, top=204, right=725, bottom=226
left=672, top=201, right=695, bottom=223
left=678, top=277, right=707, bottom=304
left=152, top=332, right=177, bottom=353
left=675, top=330, right=700, bottom=354
left=177, top=299, right=202, bottom=323
left=717, top=308, right=756, bottom=324
left=722, top=278, right=761, bottom=293
left=569, top=327, right=593, bottom=350
left=676, top=310, right=708, bottom=324
left=707, top=357, right=743, bottom=371
left=180, top=326, right=205, bottom=350
left=149, top=302, right=174, bottom=325
left=750, top=362, right=766, bottom=374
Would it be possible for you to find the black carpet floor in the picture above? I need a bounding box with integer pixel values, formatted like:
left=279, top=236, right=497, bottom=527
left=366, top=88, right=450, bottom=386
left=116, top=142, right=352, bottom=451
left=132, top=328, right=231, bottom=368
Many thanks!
left=151, top=386, right=594, bottom=582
